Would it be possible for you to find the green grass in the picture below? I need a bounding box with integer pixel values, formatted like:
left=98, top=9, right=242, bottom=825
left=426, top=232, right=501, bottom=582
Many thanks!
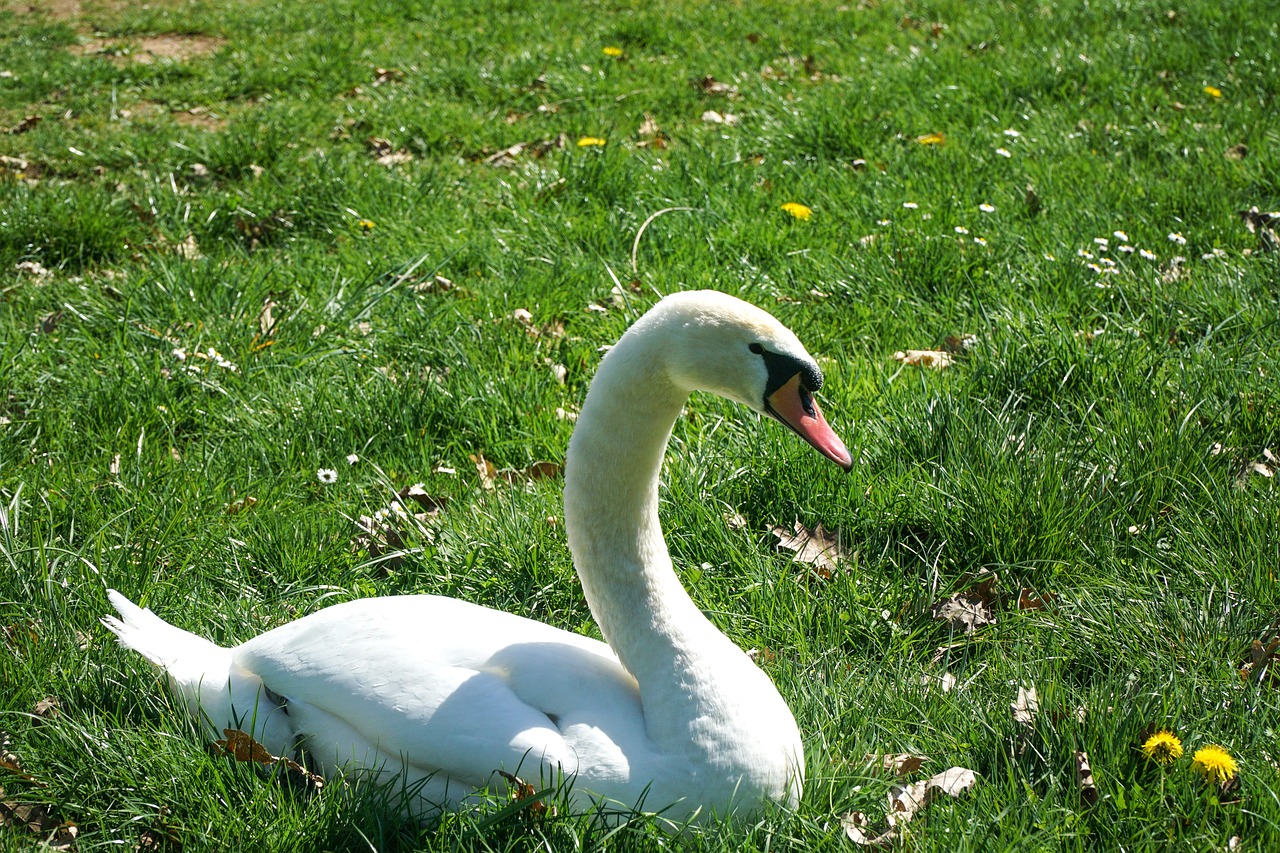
left=2, top=0, right=1279, bottom=849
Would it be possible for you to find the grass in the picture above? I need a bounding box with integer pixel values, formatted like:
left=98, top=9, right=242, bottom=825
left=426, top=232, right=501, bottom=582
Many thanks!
left=1, top=0, right=1278, bottom=848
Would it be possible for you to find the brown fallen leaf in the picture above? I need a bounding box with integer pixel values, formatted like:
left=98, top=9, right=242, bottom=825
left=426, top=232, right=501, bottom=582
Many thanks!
left=6, top=115, right=41, bottom=134
left=371, top=67, right=403, bottom=86
left=31, top=697, right=60, bottom=725
left=695, top=75, right=738, bottom=97
left=496, top=769, right=554, bottom=822
left=1076, top=750, right=1098, bottom=805
left=893, top=349, right=954, bottom=369
left=1238, top=206, right=1279, bottom=252
left=841, top=811, right=897, bottom=847
left=225, top=496, right=257, bottom=515
left=1224, top=143, right=1248, bottom=161
left=932, top=571, right=999, bottom=634
left=770, top=521, right=845, bottom=578
left=1011, top=684, right=1039, bottom=727
left=214, top=729, right=323, bottom=791
left=865, top=753, right=927, bottom=777
left=888, top=766, right=977, bottom=827
left=1016, top=588, right=1057, bottom=611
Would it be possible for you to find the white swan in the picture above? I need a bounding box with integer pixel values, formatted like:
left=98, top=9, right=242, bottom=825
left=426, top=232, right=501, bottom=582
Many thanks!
left=104, top=290, right=852, bottom=823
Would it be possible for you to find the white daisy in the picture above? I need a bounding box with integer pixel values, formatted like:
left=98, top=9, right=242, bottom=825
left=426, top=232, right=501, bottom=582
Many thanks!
left=317, top=468, right=338, bottom=484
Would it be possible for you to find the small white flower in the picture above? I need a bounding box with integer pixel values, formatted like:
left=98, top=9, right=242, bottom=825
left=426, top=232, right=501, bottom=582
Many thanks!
left=317, top=468, right=338, bottom=484
left=973, top=236, right=988, bottom=246
left=1078, top=249, right=1094, bottom=259
left=346, top=453, right=359, bottom=465
left=903, top=202, right=918, bottom=209
left=1113, top=230, right=1129, bottom=241
left=1118, top=245, right=1136, bottom=253
left=1100, top=257, right=1117, bottom=267
left=877, top=219, right=892, bottom=226
left=955, top=226, right=969, bottom=234
left=979, top=203, right=995, bottom=213
left=996, top=147, right=1012, bottom=158
left=1094, top=238, right=1110, bottom=248
left=1003, top=128, right=1021, bottom=138
left=1168, top=232, right=1187, bottom=245
left=1140, top=249, right=1158, bottom=261
left=172, top=348, right=187, bottom=361
left=1087, top=263, right=1102, bottom=273
left=1044, top=253, right=1056, bottom=261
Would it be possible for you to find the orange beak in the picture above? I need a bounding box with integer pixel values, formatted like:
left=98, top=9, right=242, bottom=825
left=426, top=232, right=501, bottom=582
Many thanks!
left=764, top=374, right=852, bottom=471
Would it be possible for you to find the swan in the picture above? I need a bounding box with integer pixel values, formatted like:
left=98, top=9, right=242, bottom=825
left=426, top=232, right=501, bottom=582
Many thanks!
left=103, top=290, right=852, bottom=823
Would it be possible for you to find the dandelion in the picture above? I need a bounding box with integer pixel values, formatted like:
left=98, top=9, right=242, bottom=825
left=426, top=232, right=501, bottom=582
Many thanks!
left=996, top=147, right=1012, bottom=158
left=1204, top=85, right=1222, bottom=98
left=781, top=202, right=812, bottom=221
left=1191, top=745, right=1238, bottom=784
left=357, top=219, right=375, bottom=231
left=903, top=202, right=918, bottom=209
left=602, top=46, right=623, bottom=57
left=979, top=203, right=995, bottom=213
left=1140, top=249, right=1158, bottom=261
left=576, top=137, right=606, bottom=147
left=1142, top=730, right=1184, bottom=764
left=954, top=226, right=969, bottom=234
left=1168, top=232, right=1187, bottom=245
left=317, top=468, right=338, bottom=485
left=1114, top=230, right=1129, bottom=241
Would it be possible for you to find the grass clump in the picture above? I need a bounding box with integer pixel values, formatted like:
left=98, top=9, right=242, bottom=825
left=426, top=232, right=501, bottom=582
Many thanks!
left=2, top=0, right=1278, bottom=850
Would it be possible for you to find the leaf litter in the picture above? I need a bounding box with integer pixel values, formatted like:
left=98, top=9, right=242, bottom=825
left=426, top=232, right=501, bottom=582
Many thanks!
left=842, top=765, right=978, bottom=847
left=770, top=521, right=846, bottom=578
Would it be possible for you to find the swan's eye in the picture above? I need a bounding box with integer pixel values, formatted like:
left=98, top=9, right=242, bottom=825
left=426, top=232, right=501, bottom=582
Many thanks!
left=748, top=343, right=764, bottom=354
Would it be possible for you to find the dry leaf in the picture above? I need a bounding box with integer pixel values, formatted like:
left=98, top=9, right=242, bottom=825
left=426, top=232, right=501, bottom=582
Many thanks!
left=893, top=349, right=954, bottom=369
left=770, top=521, right=845, bottom=578
left=1011, top=684, right=1039, bottom=726
left=701, top=110, right=740, bottom=126
left=496, top=769, right=554, bottom=821
left=6, top=115, right=41, bottom=134
left=841, top=811, right=897, bottom=847
left=866, top=753, right=927, bottom=777
left=225, top=496, right=257, bottom=515
left=257, top=299, right=277, bottom=337
left=695, top=75, right=738, bottom=97
left=1238, top=207, right=1279, bottom=252
left=31, top=697, right=59, bottom=725
left=214, top=729, right=323, bottom=791
left=932, top=572, right=998, bottom=634
left=1016, top=588, right=1057, bottom=611
left=1076, top=750, right=1098, bottom=805
left=1224, top=143, right=1248, bottom=161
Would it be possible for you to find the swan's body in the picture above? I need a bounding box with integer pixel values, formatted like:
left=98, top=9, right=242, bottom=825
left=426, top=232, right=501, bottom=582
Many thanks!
left=104, top=290, right=851, bottom=823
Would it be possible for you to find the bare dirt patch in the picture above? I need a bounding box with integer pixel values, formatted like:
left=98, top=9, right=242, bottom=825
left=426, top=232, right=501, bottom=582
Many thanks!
left=69, top=33, right=227, bottom=63
left=172, top=105, right=228, bottom=130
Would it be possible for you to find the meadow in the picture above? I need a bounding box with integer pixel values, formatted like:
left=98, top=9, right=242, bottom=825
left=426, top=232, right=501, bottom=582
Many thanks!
left=1, top=0, right=1278, bottom=848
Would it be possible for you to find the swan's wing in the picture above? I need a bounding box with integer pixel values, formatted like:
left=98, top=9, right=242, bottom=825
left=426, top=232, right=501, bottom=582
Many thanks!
left=231, top=596, right=639, bottom=787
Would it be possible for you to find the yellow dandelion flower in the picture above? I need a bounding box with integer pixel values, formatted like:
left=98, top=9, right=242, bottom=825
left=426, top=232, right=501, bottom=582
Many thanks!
left=1191, top=745, right=1238, bottom=784
left=781, top=202, right=812, bottom=221
left=357, top=219, right=375, bottom=231
left=603, top=46, right=623, bottom=57
left=577, top=136, right=606, bottom=147
left=1204, top=85, right=1222, bottom=98
left=1141, top=730, right=1183, bottom=765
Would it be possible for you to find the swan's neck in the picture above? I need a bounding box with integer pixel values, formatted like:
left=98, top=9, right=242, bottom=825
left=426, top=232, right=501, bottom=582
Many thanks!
left=564, top=334, right=752, bottom=744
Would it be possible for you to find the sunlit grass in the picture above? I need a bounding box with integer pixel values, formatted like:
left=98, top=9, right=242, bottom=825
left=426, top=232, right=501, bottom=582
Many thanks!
left=2, top=0, right=1278, bottom=849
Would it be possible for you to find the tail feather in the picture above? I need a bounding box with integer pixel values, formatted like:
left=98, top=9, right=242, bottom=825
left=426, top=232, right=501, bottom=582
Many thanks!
left=104, top=589, right=294, bottom=754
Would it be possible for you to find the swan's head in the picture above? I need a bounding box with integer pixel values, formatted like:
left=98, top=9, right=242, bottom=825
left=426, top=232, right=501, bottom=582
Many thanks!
left=645, top=290, right=853, bottom=470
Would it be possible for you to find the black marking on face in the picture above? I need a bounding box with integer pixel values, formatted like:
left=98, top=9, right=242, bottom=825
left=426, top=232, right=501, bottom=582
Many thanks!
left=752, top=345, right=824, bottom=398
